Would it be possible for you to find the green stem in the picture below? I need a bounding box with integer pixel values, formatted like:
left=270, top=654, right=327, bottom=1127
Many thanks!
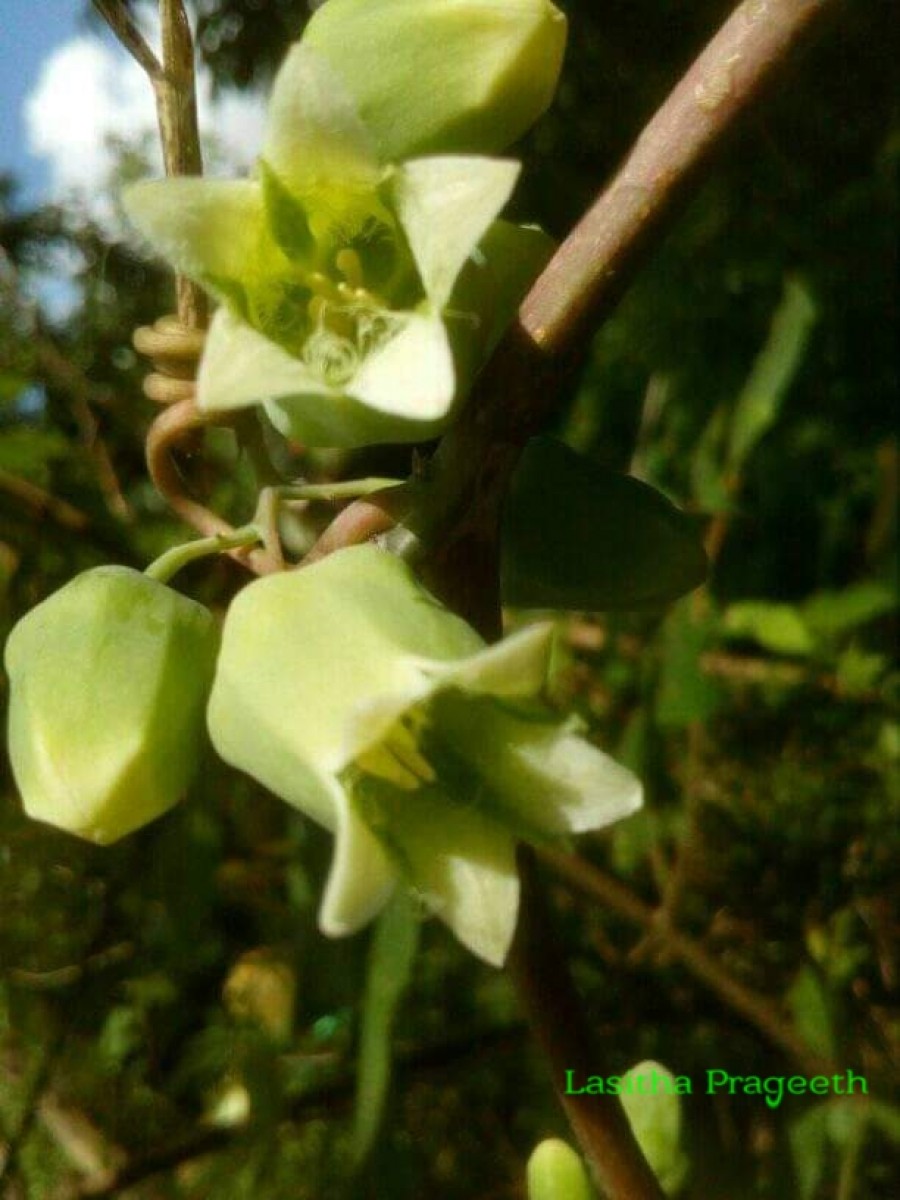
left=144, top=524, right=261, bottom=584
left=282, top=478, right=403, bottom=504
left=836, top=1111, right=868, bottom=1200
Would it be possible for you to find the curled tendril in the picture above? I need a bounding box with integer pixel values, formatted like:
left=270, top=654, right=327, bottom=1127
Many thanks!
left=133, top=314, right=207, bottom=405
left=133, top=314, right=277, bottom=575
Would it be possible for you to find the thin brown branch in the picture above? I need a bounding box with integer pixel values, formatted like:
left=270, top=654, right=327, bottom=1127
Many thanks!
left=154, top=0, right=207, bottom=328
left=508, top=849, right=666, bottom=1200
left=91, top=1, right=162, bottom=81
left=524, top=0, right=834, bottom=358
left=33, top=335, right=133, bottom=521
left=0, top=467, right=91, bottom=533
left=538, top=846, right=839, bottom=1078
left=94, top=0, right=207, bottom=328
left=1, top=1049, right=124, bottom=1181
left=303, top=489, right=407, bottom=564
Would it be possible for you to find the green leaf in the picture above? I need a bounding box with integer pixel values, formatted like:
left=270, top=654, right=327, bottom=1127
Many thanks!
left=723, top=602, right=816, bottom=657
left=501, top=438, right=707, bottom=611
left=787, top=966, right=837, bottom=1062
left=0, top=371, right=34, bottom=406
left=727, top=276, right=817, bottom=471
left=0, top=428, right=70, bottom=485
left=802, top=581, right=897, bottom=641
left=656, top=603, right=724, bottom=729
left=789, top=1105, right=831, bottom=1200
left=834, top=645, right=887, bottom=694
left=868, top=1101, right=900, bottom=1145
left=353, top=890, right=420, bottom=1168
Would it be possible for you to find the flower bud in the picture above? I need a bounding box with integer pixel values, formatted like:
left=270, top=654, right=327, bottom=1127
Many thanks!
left=4, top=566, right=219, bottom=844
left=304, top=0, right=568, bottom=160
left=526, top=1139, right=593, bottom=1200
left=620, top=1061, right=689, bottom=1195
left=223, top=950, right=296, bottom=1045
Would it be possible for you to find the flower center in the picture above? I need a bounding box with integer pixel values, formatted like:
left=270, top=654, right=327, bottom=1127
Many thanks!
left=355, top=711, right=435, bottom=792
left=250, top=183, right=421, bottom=388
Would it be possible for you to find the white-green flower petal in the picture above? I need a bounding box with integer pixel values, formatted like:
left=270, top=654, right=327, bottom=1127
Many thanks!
left=373, top=786, right=519, bottom=966
left=392, top=156, right=521, bottom=309
left=491, top=718, right=644, bottom=835
left=264, top=44, right=380, bottom=195
left=197, top=308, right=331, bottom=416
left=208, top=549, right=480, bottom=784
left=199, top=309, right=457, bottom=448
left=207, top=632, right=341, bottom=834
left=351, top=313, right=455, bottom=420
left=423, top=622, right=554, bottom=698
left=123, top=178, right=271, bottom=304
left=320, top=789, right=397, bottom=935
left=432, top=693, right=642, bottom=839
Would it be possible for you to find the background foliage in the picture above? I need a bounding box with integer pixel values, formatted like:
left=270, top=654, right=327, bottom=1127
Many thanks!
left=1, top=1, right=897, bottom=1196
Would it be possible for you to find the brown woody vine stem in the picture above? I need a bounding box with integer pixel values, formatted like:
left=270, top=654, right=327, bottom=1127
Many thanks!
left=421, top=2, right=839, bottom=1194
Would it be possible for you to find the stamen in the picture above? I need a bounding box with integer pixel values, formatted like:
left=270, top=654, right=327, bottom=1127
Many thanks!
left=356, top=717, right=436, bottom=791
left=308, top=295, right=327, bottom=325
left=335, top=248, right=364, bottom=289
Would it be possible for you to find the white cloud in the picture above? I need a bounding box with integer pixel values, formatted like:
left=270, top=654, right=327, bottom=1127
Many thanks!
left=23, top=3, right=266, bottom=228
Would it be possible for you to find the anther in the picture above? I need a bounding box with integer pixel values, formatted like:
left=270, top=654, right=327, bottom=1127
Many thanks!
left=335, top=247, right=364, bottom=289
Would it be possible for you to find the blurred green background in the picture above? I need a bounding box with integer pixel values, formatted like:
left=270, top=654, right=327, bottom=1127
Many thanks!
left=1, top=1, right=897, bottom=1197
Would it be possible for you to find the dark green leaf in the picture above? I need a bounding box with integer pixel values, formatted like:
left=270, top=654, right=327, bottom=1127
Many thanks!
left=0, top=428, right=71, bottom=485
left=655, top=602, right=724, bottom=728
left=802, top=582, right=897, bottom=641
left=723, top=602, right=816, bottom=657
left=727, top=276, right=817, bottom=471
left=787, top=966, right=837, bottom=1062
left=789, top=1105, right=831, bottom=1200
left=501, top=437, right=707, bottom=611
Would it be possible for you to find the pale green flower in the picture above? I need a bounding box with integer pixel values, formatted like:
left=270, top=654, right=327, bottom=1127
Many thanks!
left=207, top=547, right=641, bottom=965
left=4, top=567, right=218, bottom=845
left=124, top=34, right=554, bottom=448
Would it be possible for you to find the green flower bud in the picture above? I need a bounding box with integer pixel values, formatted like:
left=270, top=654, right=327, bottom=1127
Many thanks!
left=208, top=546, right=640, bottom=965
left=620, top=1061, right=689, bottom=1195
left=304, top=0, right=568, bottom=161
left=527, top=1138, right=593, bottom=1200
left=4, top=567, right=219, bottom=845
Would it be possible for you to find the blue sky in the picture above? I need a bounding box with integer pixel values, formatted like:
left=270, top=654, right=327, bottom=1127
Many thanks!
left=0, top=1, right=264, bottom=220
left=0, top=0, right=87, bottom=205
